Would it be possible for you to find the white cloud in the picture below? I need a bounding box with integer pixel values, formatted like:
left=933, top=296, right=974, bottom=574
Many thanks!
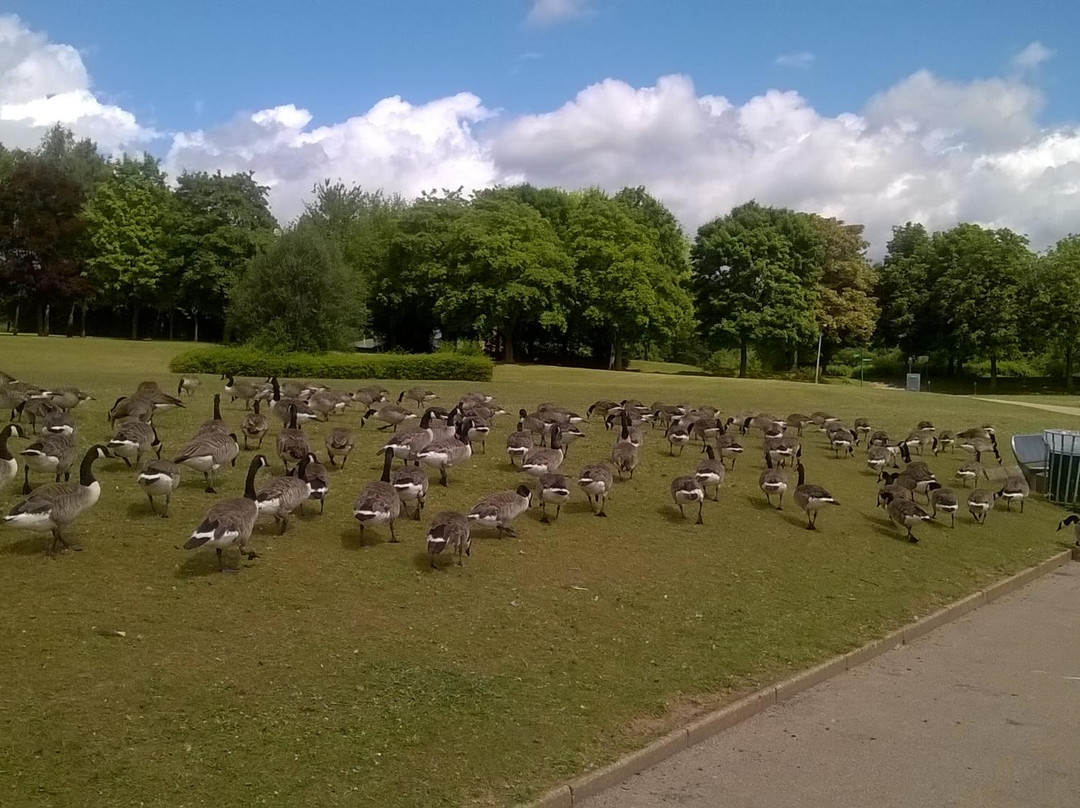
left=526, top=0, right=588, bottom=26
left=0, top=14, right=154, bottom=150
left=774, top=51, right=816, bottom=69
left=1011, top=41, right=1054, bottom=72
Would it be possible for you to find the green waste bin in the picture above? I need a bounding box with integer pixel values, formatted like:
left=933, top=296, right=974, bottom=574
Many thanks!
left=1045, top=429, right=1080, bottom=503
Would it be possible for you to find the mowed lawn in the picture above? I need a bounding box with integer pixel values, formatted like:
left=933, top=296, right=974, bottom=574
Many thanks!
left=0, top=337, right=1076, bottom=807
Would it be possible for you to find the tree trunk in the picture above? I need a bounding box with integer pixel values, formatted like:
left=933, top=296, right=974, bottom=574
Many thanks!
left=80, top=304, right=87, bottom=338
left=43, top=303, right=51, bottom=337
left=792, top=347, right=799, bottom=373
left=131, top=304, right=140, bottom=340
left=990, top=355, right=998, bottom=390
left=948, top=355, right=955, bottom=376
left=13, top=302, right=19, bottom=336
left=193, top=314, right=199, bottom=343
left=503, top=328, right=514, bottom=363
left=614, top=337, right=623, bottom=371
left=168, top=310, right=174, bottom=341
left=65, top=302, right=76, bottom=337
left=1066, top=344, right=1074, bottom=394
left=36, top=304, right=44, bottom=336
left=739, top=339, right=748, bottom=378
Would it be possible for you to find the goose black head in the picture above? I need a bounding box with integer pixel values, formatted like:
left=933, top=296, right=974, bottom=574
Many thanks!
left=518, top=408, right=529, bottom=419
left=926, top=481, right=942, bottom=493
left=516, top=484, right=533, bottom=500
left=1058, top=514, right=1080, bottom=530
left=93, top=444, right=112, bottom=459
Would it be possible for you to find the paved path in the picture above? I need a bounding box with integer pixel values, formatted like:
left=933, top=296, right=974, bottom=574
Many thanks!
left=976, top=397, right=1080, bottom=418
left=583, top=562, right=1080, bottom=808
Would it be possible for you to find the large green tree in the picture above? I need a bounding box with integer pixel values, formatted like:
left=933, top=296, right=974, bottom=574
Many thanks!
left=1029, top=235, right=1080, bottom=391
left=875, top=222, right=940, bottom=359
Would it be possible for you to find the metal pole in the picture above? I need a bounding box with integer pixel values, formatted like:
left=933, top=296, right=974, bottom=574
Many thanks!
left=814, top=333, right=822, bottom=384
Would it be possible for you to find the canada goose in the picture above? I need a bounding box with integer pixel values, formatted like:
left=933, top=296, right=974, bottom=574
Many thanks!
left=135, top=381, right=185, bottom=411
left=17, top=397, right=60, bottom=432
left=866, top=445, right=893, bottom=474
left=3, top=444, right=112, bottom=554
left=462, top=402, right=507, bottom=425
left=426, top=511, right=471, bottom=569
left=255, top=453, right=312, bottom=533
left=607, top=411, right=645, bottom=446
left=308, top=390, right=347, bottom=421
left=465, top=415, right=492, bottom=454
left=268, top=378, right=317, bottom=425
left=877, top=472, right=914, bottom=507
left=900, top=430, right=929, bottom=457
left=468, top=484, right=533, bottom=538
left=223, top=375, right=261, bottom=409
left=399, top=387, right=437, bottom=407
left=880, top=489, right=931, bottom=543
left=19, top=433, right=77, bottom=494
left=108, top=420, right=161, bottom=468
left=578, top=462, right=614, bottom=517
left=460, top=391, right=494, bottom=409
left=588, top=400, right=621, bottom=422
left=691, top=416, right=724, bottom=448
left=1056, top=514, right=1080, bottom=547
left=935, top=430, right=956, bottom=453
left=611, top=412, right=640, bottom=480
left=535, top=473, right=571, bottom=523
left=173, top=431, right=240, bottom=494
left=521, top=425, right=565, bottom=477
left=195, top=394, right=228, bottom=436
left=955, top=459, right=985, bottom=487
left=966, top=489, right=992, bottom=523
left=416, top=418, right=474, bottom=487
left=137, top=460, right=182, bottom=517
left=0, top=387, right=30, bottom=421
left=362, top=403, right=417, bottom=432
left=324, top=426, right=356, bottom=468
left=995, top=477, right=1029, bottom=512
left=665, top=420, right=691, bottom=456
left=793, top=463, right=838, bottom=530
left=925, top=482, right=959, bottom=527
left=899, top=444, right=937, bottom=499
left=177, top=376, right=200, bottom=397
left=671, top=476, right=705, bottom=524
left=45, top=386, right=92, bottom=411
left=867, top=429, right=891, bottom=449
left=538, top=403, right=584, bottom=424
left=391, top=463, right=429, bottom=520
left=289, top=452, right=329, bottom=514
left=506, top=421, right=535, bottom=467
left=381, top=409, right=436, bottom=463
left=828, top=429, right=855, bottom=458
left=957, top=435, right=1001, bottom=464
left=853, top=418, right=872, bottom=444
left=759, top=453, right=788, bottom=509
left=108, top=394, right=155, bottom=426
left=517, top=408, right=547, bottom=441
left=694, top=445, right=726, bottom=501
left=809, top=412, right=839, bottom=430
left=240, top=400, right=269, bottom=450
left=41, top=409, right=75, bottom=437
left=0, top=424, right=28, bottom=490
left=717, top=432, right=744, bottom=468
left=765, top=436, right=801, bottom=468
left=785, top=414, right=811, bottom=437
left=276, top=405, right=311, bottom=474
left=353, top=448, right=402, bottom=541
left=354, top=385, right=389, bottom=408
left=184, top=455, right=266, bottom=572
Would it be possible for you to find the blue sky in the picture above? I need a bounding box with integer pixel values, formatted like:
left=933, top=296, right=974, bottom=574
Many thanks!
left=3, top=1, right=1080, bottom=253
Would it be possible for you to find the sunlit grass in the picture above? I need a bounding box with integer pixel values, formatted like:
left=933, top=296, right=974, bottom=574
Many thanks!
left=0, top=336, right=1075, bottom=806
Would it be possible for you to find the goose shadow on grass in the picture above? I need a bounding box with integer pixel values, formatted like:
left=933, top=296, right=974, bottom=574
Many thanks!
left=174, top=550, right=259, bottom=578
left=654, top=505, right=699, bottom=525
left=339, top=525, right=396, bottom=549
left=0, top=535, right=55, bottom=555
left=412, top=550, right=469, bottom=572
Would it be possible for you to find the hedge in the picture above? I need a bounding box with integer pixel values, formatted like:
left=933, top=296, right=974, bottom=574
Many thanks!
left=168, top=346, right=494, bottom=382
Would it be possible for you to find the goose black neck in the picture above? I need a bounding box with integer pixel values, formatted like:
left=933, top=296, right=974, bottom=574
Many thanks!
left=420, top=409, right=433, bottom=429
left=244, top=457, right=263, bottom=500
left=381, top=447, right=394, bottom=482
left=764, top=452, right=772, bottom=469
left=298, top=454, right=311, bottom=478
left=79, top=446, right=105, bottom=487
left=550, top=426, right=562, bottom=450
left=227, top=374, right=235, bottom=385
left=253, top=399, right=261, bottom=414
left=706, top=445, right=716, bottom=461
left=797, top=464, right=805, bottom=486
left=288, top=406, right=298, bottom=430
left=0, top=424, right=15, bottom=461
left=212, top=395, right=221, bottom=421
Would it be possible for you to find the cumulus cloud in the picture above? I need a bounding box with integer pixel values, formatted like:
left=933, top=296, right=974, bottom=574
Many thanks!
left=1011, top=41, right=1054, bottom=72
left=774, top=51, right=816, bottom=69
left=526, top=0, right=588, bottom=27
left=0, top=14, right=154, bottom=150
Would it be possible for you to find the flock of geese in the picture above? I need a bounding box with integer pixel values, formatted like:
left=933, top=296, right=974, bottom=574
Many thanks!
left=0, top=370, right=1057, bottom=573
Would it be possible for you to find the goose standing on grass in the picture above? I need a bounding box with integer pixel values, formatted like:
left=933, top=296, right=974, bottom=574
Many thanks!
left=877, top=472, right=914, bottom=507
left=1057, top=514, right=1080, bottom=547
left=866, top=445, right=893, bottom=474
left=695, top=445, right=726, bottom=502
left=955, top=459, right=985, bottom=488
left=665, top=420, right=691, bottom=456
left=137, top=460, right=182, bottom=517
left=20, top=433, right=77, bottom=494
left=4, top=445, right=112, bottom=555
left=957, top=434, right=1001, bottom=464
left=392, top=463, right=429, bottom=521
left=108, top=394, right=154, bottom=426
left=361, top=403, right=417, bottom=432
left=108, top=420, right=161, bottom=468
left=241, top=400, right=269, bottom=450
left=880, top=489, right=932, bottom=543
left=353, top=448, right=402, bottom=541
left=717, top=432, right=744, bottom=469
left=399, top=387, right=437, bottom=408
left=18, top=398, right=60, bottom=432
left=995, top=477, right=1029, bottom=512
left=854, top=418, right=872, bottom=444
left=41, top=409, right=75, bottom=437
left=935, top=430, right=956, bottom=453
left=184, top=455, right=266, bottom=572
left=671, top=475, right=706, bottom=524
left=276, top=405, right=311, bottom=474
left=173, top=431, right=240, bottom=494
left=135, top=381, right=185, bottom=412
left=416, top=418, right=474, bottom=487
left=381, top=409, right=436, bottom=463
left=536, top=473, right=571, bottom=523
left=45, top=386, right=93, bottom=412
left=829, top=428, right=855, bottom=458
left=967, top=489, right=992, bottom=523
left=223, top=375, right=261, bottom=409
left=354, top=385, right=389, bottom=408
left=325, top=426, right=356, bottom=468
left=468, top=484, right=533, bottom=538
left=195, top=393, right=228, bottom=436
left=178, top=376, right=200, bottom=397
left=611, top=414, right=640, bottom=480
left=521, top=425, right=565, bottom=477
left=578, top=462, right=614, bottom=517
left=1, top=424, right=28, bottom=489
left=426, top=511, right=471, bottom=569
left=256, top=453, right=313, bottom=534
left=291, top=452, right=329, bottom=514
left=588, top=400, right=620, bottom=423
left=759, top=453, right=788, bottom=510
left=927, top=482, right=960, bottom=528
left=793, top=463, right=838, bottom=530
left=506, top=420, right=535, bottom=468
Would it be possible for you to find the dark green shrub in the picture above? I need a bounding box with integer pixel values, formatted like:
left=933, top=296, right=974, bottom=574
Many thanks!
left=169, top=346, right=493, bottom=381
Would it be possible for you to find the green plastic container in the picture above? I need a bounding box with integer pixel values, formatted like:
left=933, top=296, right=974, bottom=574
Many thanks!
left=1045, top=429, right=1080, bottom=503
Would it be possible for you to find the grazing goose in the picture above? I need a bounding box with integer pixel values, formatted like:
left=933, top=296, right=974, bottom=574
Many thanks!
left=276, top=405, right=311, bottom=474
left=935, top=430, right=956, bottom=453
left=506, top=420, right=535, bottom=467
left=717, top=432, right=744, bottom=469
left=926, top=482, right=959, bottom=528
left=108, top=394, right=155, bottom=426
left=521, top=425, right=566, bottom=477
left=426, top=511, right=471, bottom=569
left=995, top=477, right=1029, bottom=512
left=177, top=376, right=200, bottom=397
left=877, top=472, right=914, bottom=507
left=391, top=463, right=429, bottom=521
left=460, top=390, right=494, bottom=408
left=416, top=418, right=474, bottom=487
left=462, top=402, right=507, bottom=425
left=967, top=489, right=992, bottom=523
left=692, top=416, right=724, bottom=448
left=241, top=400, right=270, bottom=450
left=866, top=445, right=893, bottom=474
left=290, top=452, right=329, bottom=514
left=578, top=462, right=614, bottom=517
left=517, top=408, right=548, bottom=441
left=45, top=386, right=92, bottom=411
left=608, top=411, right=645, bottom=447
left=793, top=463, right=838, bottom=530
left=758, top=453, right=788, bottom=510
left=786, top=414, right=811, bottom=437
left=354, top=385, right=389, bottom=408
left=362, top=403, right=417, bottom=432
left=829, top=428, right=855, bottom=458
left=184, top=455, right=266, bottom=572
left=538, top=403, right=584, bottom=425
left=268, top=378, right=318, bottom=425
left=399, top=387, right=437, bottom=407
left=195, top=393, right=228, bottom=436
left=671, top=476, right=705, bottom=524
left=173, top=431, right=240, bottom=494
left=18, top=398, right=60, bottom=432
left=223, top=375, right=261, bottom=409
left=20, top=433, right=77, bottom=494
left=1056, top=514, right=1080, bottom=547
left=306, top=390, right=346, bottom=421
left=108, top=420, right=161, bottom=468
left=41, top=409, right=76, bottom=436
left=853, top=418, right=872, bottom=444
left=588, top=400, right=621, bottom=422
left=256, top=453, right=313, bottom=533
left=325, top=426, right=356, bottom=468
left=957, top=435, right=1001, bottom=464
left=135, top=381, right=185, bottom=411
left=0, top=424, right=28, bottom=490
left=880, top=490, right=932, bottom=543
left=695, top=445, right=726, bottom=501
left=665, top=420, right=691, bottom=456
left=765, top=436, right=801, bottom=468
left=955, top=459, right=985, bottom=488
left=536, top=473, right=571, bottom=523
left=3, top=444, right=111, bottom=554
left=468, top=484, right=533, bottom=538
left=137, top=460, right=182, bottom=517
left=809, top=412, right=839, bottom=430
left=381, top=409, right=436, bottom=463
left=867, top=429, right=891, bottom=450
left=353, top=448, right=402, bottom=541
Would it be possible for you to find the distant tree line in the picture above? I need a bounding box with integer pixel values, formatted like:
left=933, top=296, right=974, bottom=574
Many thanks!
left=2, top=126, right=1080, bottom=388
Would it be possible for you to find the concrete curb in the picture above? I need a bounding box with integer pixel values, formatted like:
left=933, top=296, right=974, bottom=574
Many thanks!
left=523, top=549, right=1076, bottom=807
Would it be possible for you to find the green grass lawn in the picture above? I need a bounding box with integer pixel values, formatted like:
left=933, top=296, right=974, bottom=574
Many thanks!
left=1, top=336, right=1076, bottom=807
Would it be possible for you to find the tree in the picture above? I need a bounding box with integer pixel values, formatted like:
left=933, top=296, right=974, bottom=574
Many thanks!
left=229, top=222, right=364, bottom=352
left=1029, top=235, right=1080, bottom=391
left=84, top=154, right=173, bottom=339
left=876, top=222, right=942, bottom=361
left=691, top=202, right=822, bottom=377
